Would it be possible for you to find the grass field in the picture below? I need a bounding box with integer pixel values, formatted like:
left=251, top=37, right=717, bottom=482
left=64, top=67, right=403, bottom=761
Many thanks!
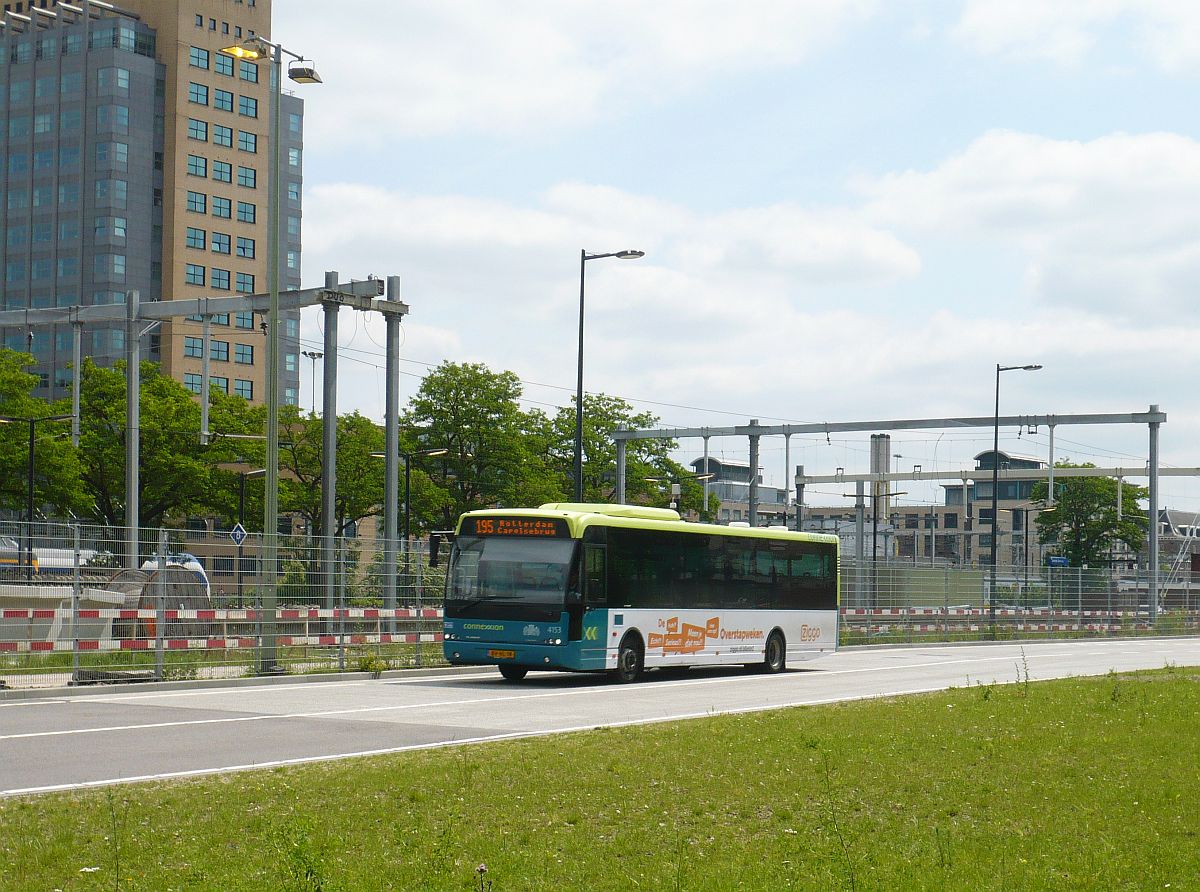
left=3, top=667, right=1199, bottom=890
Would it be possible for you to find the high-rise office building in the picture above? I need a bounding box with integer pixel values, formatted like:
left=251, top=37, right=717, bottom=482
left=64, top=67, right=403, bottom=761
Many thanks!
left=0, top=0, right=302, bottom=407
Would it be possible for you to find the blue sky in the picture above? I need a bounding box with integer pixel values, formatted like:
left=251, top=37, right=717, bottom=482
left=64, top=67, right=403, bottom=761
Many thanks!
left=280, top=1, right=1200, bottom=511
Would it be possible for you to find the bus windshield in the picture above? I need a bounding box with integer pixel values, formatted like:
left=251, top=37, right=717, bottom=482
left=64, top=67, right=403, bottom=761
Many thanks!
left=445, top=536, right=577, bottom=622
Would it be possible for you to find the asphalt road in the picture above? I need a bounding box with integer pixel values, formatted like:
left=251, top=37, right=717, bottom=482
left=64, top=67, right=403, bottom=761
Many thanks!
left=3, top=637, right=1198, bottom=797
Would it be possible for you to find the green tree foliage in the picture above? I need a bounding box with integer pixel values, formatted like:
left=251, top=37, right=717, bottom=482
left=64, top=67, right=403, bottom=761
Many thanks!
left=277, top=406, right=385, bottom=538
left=547, top=393, right=717, bottom=516
left=78, top=359, right=255, bottom=527
left=0, top=349, right=85, bottom=517
left=405, top=362, right=559, bottom=529
left=1032, top=463, right=1148, bottom=568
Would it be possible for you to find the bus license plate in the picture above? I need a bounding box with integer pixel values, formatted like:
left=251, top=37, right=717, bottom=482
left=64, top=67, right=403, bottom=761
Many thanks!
left=488, top=649, right=516, bottom=659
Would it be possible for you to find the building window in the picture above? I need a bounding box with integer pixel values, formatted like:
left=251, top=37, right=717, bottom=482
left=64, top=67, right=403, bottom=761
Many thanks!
left=236, top=272, right=255, bottom=293
left=57, top=183, right=80, bottom=207
left=288, top=112, right=302, bottom=135
left=210, top=376, right=229, bottom=394
left=95, top=179, right=128, bottom=208
left=285, top=353, right=298, bottom=373
left=33, top=112, right=53, bottom=134
left=60, top=109, right=82, bottom=132
left=213, top=88, right=233, bottom=112
left=212, top=161, right=233, bottom=183
left=236, top=237, right=255, bottom=259
left=287, top=250, right=299, bottom=271
left=188, top=82, right=208, bottom=105
left=97, top=67, right=130, bottom=96
left=211, top=268, right=231, bottom=290
left=287, top=216, right=301, bottom=237
left=93, top=254, right=126, bottom=282
left=96, top=142, right=129, bottom=167
left=184, top=373, right=202, bottom=394
left=237, top=131, right=257, bottom=153
left=288, top=181, right=301, bottom=202
left=239, top=60, right=259, bottom=83
left=96, top=105, right=129, bottom=134
left=211, top=341, right=229, bottom=362
left=236, top=202, right=256, bottom=224
left=284, top=387, right=298, bottom=407
left=234, top=379, right=253, bottom=399
left=237, top=166, right=256, bottom=188
left=211, top=232, right=231, bottom=254
left=186, top=227, right=206, bottom=249
left=187, top=154, right=207, bottom=177
left=235, top=311, right=255, bottom=329
left=234, top=343, right=254, bottom=364
left=95, top=216, right=128, bottom=239
left=212, top=124, right=233, bottom=147
left=214, top=53, right=234, bottom=76
left=184, top=336, right=203, bottom=358
left=238, top=95, right=258, bottom=118
left=188, top=118, right=208, bottom=141
left=57, top=258, right=79, bottom=278
left=212, top=196, right=232, bottom=218
left=189, top=46, right=209, bottom=69
left=187, top=191, right=207, bottom=214
left=185, top=263, right=206, bottom=286
left=288, top=147, right=301, bottom=168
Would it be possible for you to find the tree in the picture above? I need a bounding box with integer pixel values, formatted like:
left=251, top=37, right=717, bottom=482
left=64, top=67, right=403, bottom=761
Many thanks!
left=276, top=406, right=386, bottom=538
left=76, top=359, right=261, bottom=528
left=405, top=361, right=559, bottom=529
left=0, top=349, right=86, bottom=518
left=1032, top=463, right=1148, bottom=568
left=548, top=392, right=701, bottom=510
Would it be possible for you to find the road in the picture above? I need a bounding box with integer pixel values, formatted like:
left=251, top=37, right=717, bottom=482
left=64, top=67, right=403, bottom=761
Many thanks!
left=3, top=637, right=1198, bottom=797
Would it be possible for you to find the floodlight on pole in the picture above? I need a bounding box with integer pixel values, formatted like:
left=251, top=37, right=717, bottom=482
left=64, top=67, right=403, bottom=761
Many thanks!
left=220, top=35, right=323, bottom=674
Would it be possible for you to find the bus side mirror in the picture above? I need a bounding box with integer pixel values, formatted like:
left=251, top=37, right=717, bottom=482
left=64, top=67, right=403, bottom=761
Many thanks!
left=429, top=531, right=454, bottom=568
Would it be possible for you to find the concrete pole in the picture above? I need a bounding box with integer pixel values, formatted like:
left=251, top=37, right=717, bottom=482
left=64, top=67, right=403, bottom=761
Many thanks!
left=748, top=419, right=759, bottom=526
left=783, top=433, right=791, bottom=527
left=1047, top=424, right=1056, bottom=507
left=615, top=424, right=626, bottom=504
left=382, top=275, right=402, bottom=619
left=702, top=435, right=710, bottom=518
left=125, top=289, right=140, bottom=569
left=794, top=464, right=805, bottom=531
left=200, top=314, right=211, bottom=444
left=71, top=319, right=82, bottom=447
left=321, top=271, right=339, bottom=611
left=1149, top=405, right=1160, bottom=621
left=854, top=479, right=865, bottom=607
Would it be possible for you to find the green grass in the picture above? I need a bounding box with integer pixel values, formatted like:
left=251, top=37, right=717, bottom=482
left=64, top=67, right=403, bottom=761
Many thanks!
left=4, top=668, right=1200, bottom=890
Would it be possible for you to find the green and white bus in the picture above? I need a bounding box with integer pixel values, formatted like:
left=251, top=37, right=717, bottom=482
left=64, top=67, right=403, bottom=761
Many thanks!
left=443, top=503, right=839, bottom=682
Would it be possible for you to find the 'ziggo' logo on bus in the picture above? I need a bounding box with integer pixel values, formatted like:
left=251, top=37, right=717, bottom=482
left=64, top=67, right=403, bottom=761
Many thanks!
left=799, top=625, right=822, bottom=642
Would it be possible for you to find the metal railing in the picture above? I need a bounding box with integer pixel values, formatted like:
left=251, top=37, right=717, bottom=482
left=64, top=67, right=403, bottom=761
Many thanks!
left=2, top=525, right=1196, bottom=690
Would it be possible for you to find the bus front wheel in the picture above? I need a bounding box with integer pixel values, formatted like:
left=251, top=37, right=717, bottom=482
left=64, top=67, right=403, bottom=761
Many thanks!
left=613, top=635, right=644, bottom=683
left=499, top=665, right=528, bottom=682
left=762, top=631, right=786, bottom=674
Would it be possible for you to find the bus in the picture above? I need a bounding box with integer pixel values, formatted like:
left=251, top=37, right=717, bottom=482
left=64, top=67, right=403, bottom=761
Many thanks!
left=442, top=503, right=839, bottom=682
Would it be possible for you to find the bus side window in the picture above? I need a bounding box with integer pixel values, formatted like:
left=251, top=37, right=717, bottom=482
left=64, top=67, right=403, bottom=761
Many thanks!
left=584, top=545, right=606, bottom=606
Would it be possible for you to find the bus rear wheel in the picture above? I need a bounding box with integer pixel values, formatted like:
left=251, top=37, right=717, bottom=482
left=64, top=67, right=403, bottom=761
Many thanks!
left=762, top=631, right=786, bottom=674
left=612, top=635, right=644, bottom=683
left=499, top=665, right=528, bottom=682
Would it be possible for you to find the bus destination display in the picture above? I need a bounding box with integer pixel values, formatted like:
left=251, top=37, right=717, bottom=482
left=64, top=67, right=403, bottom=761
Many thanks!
left=462, top=517, right=569, bottom=538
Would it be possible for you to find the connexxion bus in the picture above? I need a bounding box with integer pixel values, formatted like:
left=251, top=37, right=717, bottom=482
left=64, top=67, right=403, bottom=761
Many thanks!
left=443, top=503, right=839, bottom=682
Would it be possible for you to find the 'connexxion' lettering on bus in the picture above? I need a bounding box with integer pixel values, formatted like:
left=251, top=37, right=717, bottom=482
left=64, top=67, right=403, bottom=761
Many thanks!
left=443, top=503, right=839, bottom=683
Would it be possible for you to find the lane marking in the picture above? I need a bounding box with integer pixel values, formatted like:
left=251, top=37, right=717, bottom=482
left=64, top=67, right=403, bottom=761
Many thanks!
left=1, top=646, right=1189, bottom=741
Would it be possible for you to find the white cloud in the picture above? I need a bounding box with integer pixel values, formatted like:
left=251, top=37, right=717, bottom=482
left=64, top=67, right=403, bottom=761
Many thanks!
left=952, top=0, right=1200, bottom=71
left=857, top=129, right=1200, bottom=315
left=282, top=0, right=877, bottom=144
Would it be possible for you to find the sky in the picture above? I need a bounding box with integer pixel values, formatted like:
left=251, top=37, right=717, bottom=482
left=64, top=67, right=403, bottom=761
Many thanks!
left=278, top=0, right=1200, bottom=513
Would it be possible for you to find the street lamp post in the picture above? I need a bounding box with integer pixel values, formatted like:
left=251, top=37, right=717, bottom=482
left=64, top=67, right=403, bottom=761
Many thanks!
left=990, top=363, right=1042, bottom=637
left=575, top=249, right=644, bottom=502
left=0, top=414, right=72, bottom=577
left=301, top=350, right=323, bottom=412
left=222, top=37, right=321, bottom=674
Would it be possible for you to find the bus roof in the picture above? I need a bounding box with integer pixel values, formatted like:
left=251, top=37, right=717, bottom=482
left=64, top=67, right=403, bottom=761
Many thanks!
left=455, top=503, right=839, bottom=545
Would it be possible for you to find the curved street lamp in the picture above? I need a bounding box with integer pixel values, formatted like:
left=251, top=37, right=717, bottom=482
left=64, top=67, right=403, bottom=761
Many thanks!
left=575, top=249, right=644, bottom=502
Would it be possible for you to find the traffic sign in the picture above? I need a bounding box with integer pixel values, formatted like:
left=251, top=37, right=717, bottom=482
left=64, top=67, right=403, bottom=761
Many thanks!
left=230, top=523, right=247, bottom=546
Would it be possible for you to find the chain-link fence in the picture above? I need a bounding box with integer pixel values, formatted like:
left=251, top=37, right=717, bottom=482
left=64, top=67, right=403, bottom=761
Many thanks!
left=838, top=559, right=1200, bottom=644
left=3, top=524, right=1197, bottom=690
left=0, top=521, right=446, bottom=690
